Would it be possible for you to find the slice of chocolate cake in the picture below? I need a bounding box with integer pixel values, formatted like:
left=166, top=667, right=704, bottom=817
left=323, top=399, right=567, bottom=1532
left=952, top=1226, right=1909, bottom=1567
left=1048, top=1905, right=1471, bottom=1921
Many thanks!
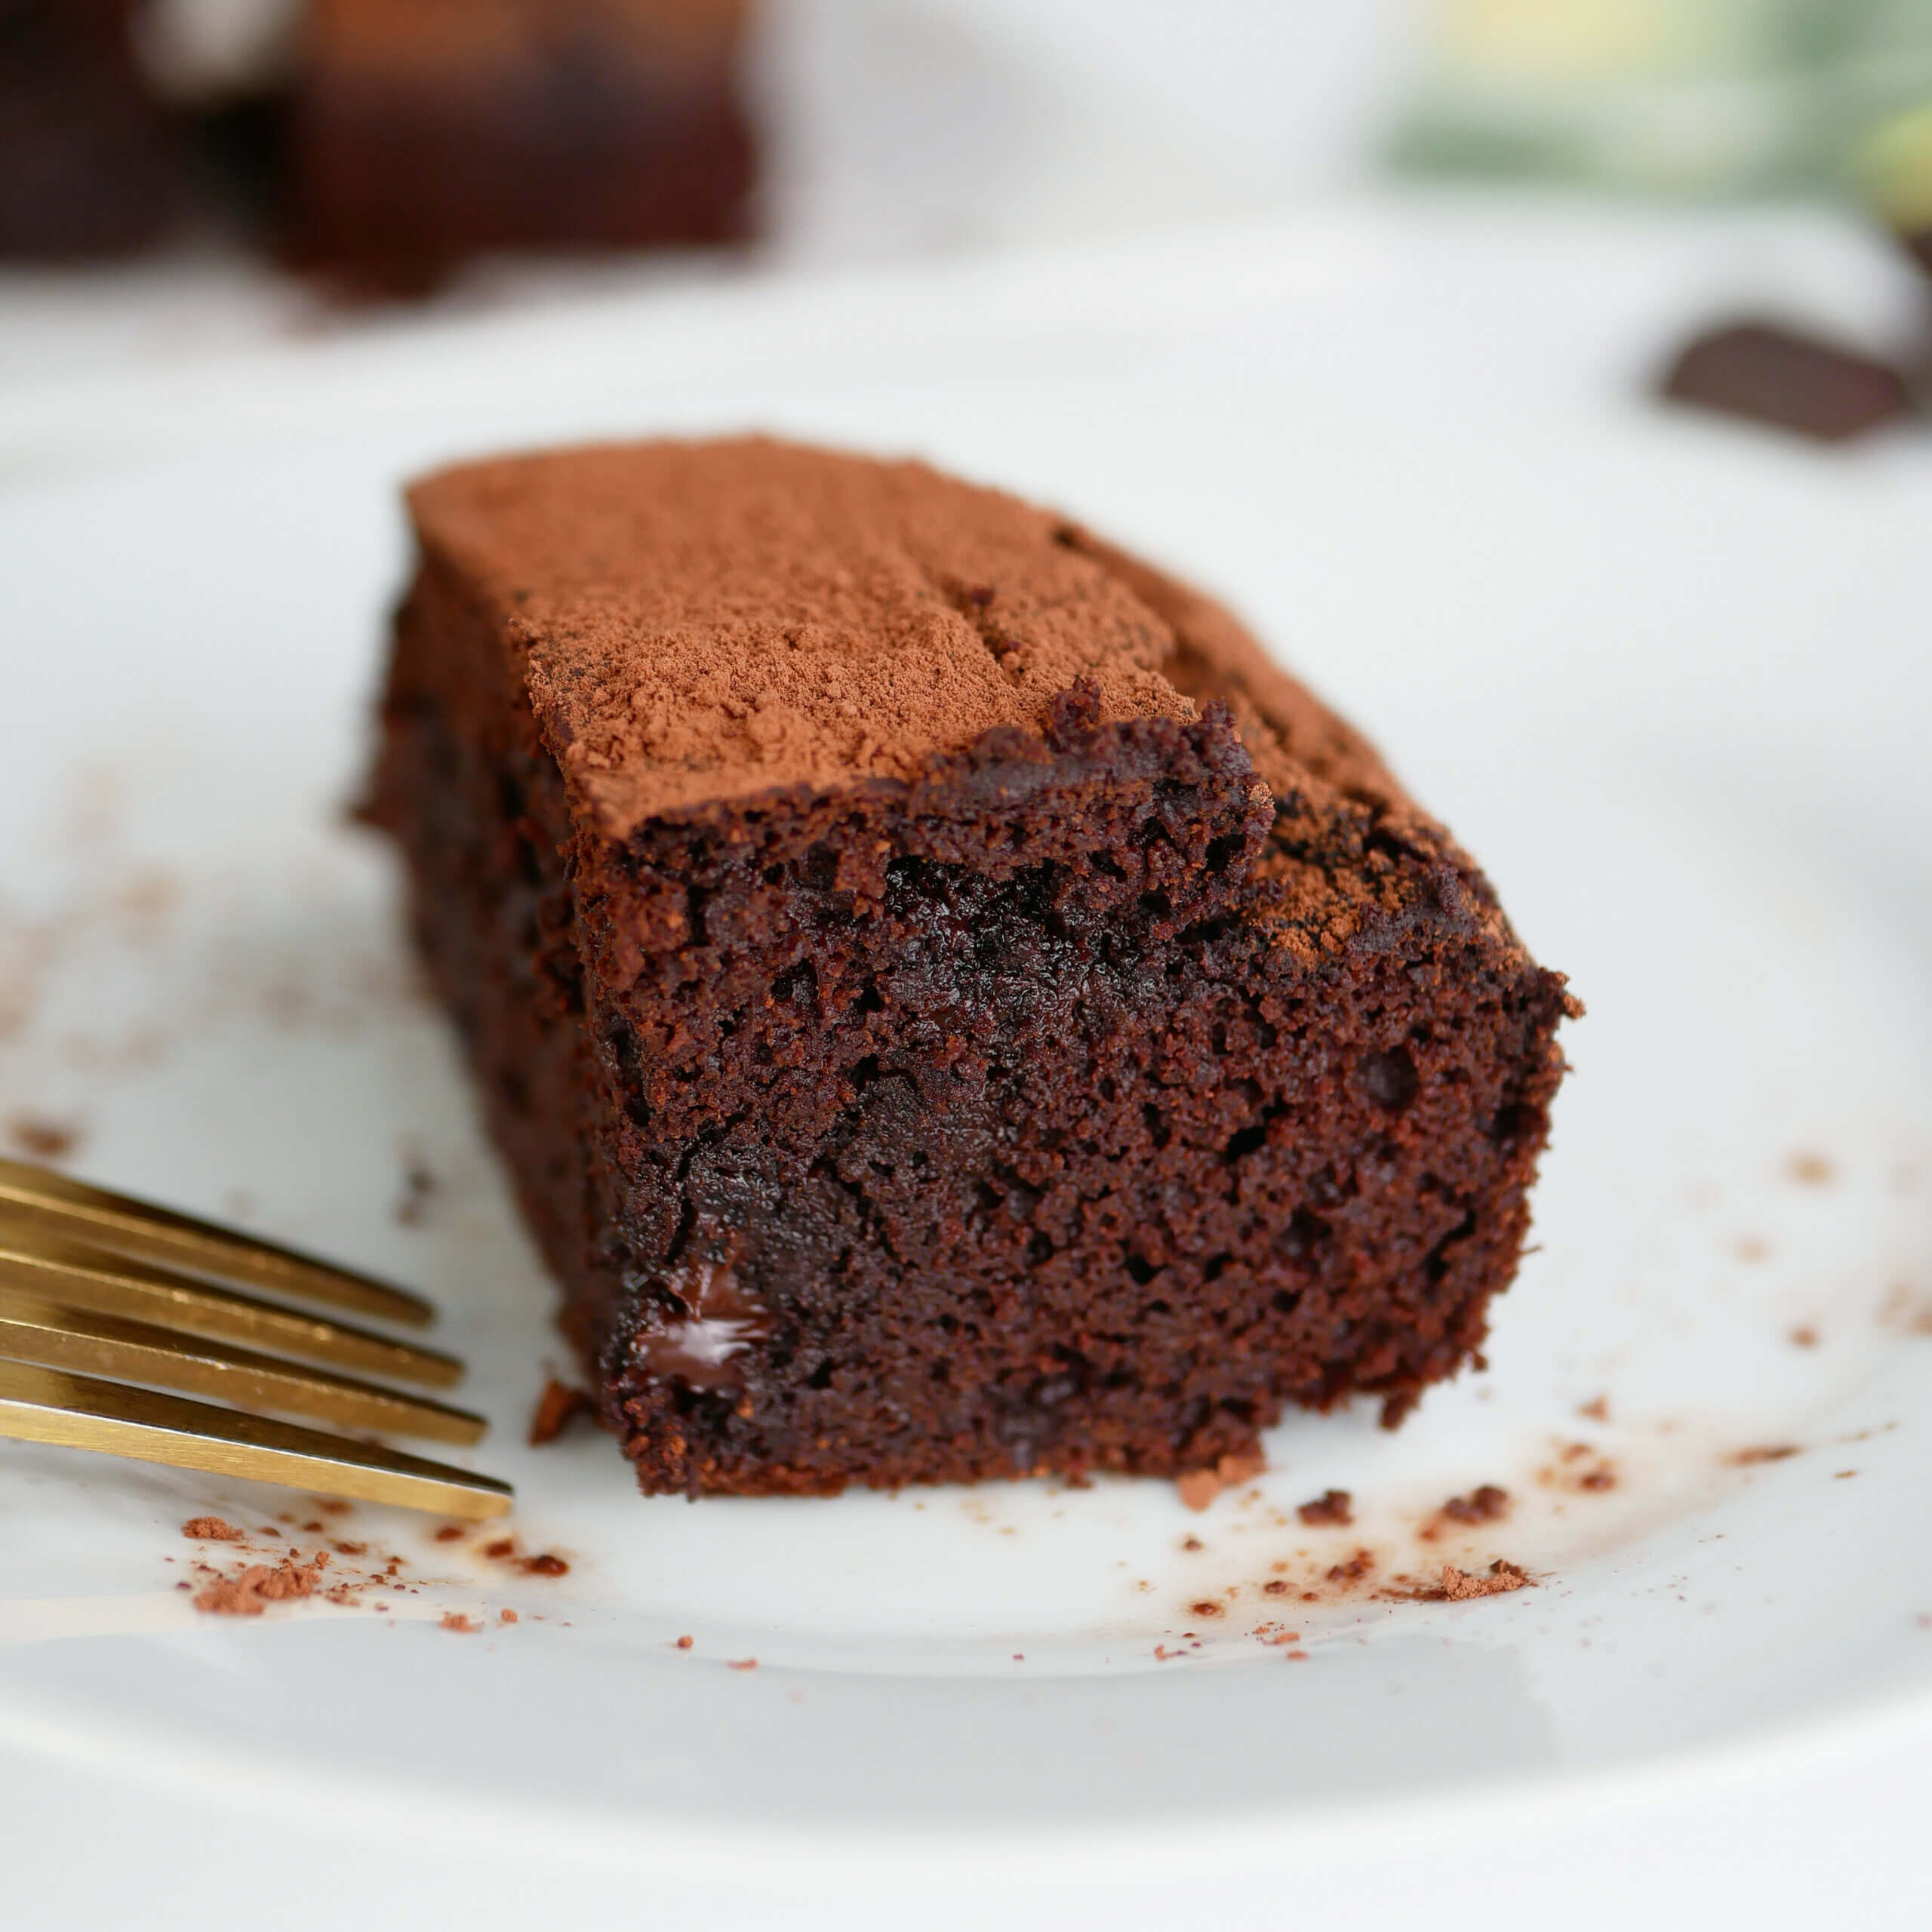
left=288, top=0, right=755, bottom=291
left=367, top=438, right=1575, bottom=1496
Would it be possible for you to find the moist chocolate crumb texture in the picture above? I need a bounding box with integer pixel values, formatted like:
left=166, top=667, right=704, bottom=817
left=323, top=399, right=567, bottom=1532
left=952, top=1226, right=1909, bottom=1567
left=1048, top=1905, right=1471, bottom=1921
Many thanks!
left=367, top=438, right=1577, bottom=1497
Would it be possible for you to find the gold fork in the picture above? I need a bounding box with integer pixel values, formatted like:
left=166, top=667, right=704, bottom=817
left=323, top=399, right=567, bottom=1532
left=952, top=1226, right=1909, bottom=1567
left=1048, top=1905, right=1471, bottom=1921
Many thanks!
left=0, top=1158, right=511, bottom=1520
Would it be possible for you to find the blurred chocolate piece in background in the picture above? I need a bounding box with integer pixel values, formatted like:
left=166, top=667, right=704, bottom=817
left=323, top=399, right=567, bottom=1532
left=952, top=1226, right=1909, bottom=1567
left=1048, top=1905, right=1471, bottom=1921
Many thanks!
left=0, top=0, right=188, bottom=256
left=1, top=0, right=757, bottom=286
left=1660, top=321, right=1915, bottom=445
left=286, top=0, right=756, bottom=294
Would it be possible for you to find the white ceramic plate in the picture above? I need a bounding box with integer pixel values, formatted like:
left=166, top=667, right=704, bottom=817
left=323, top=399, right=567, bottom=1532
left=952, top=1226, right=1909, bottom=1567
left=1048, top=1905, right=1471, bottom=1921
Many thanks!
left=2, top=205, right=1930, bottom=1886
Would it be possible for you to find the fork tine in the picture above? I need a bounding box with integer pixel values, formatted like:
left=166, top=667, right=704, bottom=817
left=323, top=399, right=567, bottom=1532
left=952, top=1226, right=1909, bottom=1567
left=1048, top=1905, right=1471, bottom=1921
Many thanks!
left=0, top=1158, right=433, bottom=1328
left=0, top=1360, right=512, bottom=1519
left=0, top=1234, right=463, bottom=1389
left=0, top=1289, right=488, bottom=1445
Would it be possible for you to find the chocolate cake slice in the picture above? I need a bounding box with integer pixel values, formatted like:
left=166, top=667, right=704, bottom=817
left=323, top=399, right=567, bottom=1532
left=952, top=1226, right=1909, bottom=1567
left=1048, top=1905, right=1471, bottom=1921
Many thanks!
left=367, top=438, right=1576, bottom=1496
left=288, top=0, right=755, bottom=291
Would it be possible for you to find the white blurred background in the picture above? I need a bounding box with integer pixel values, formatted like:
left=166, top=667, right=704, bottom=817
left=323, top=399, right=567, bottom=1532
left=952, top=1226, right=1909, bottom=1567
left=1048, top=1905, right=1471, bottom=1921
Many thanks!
left=10, top=0, right=1930, bottom=398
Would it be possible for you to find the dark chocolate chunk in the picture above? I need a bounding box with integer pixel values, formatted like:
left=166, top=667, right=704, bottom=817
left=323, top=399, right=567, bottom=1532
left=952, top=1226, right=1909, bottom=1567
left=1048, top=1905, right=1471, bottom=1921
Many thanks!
left=1660, top=320, right=1914, bottom=444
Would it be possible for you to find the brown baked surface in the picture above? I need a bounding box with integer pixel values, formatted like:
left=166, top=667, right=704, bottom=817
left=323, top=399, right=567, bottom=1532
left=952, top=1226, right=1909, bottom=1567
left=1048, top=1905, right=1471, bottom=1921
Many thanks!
left=369, top=435, right=1575, bottom=1495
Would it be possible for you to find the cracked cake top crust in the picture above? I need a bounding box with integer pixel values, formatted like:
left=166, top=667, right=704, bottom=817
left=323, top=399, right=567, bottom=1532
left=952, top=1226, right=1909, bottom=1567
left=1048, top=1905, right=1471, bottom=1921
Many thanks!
left=405, top=436, right=1407, bottom=835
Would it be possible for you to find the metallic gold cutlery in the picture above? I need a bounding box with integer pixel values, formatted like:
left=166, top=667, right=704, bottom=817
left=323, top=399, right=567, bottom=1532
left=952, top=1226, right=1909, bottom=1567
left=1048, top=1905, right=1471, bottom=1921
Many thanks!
left=0, top=1158, right=511, bottom=1519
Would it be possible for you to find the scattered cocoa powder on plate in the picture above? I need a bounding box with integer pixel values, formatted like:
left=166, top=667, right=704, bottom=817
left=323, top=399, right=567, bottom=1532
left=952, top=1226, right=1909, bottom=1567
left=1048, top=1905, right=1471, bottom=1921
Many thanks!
left=1175, top=1451, right=1266, bottom=1513
left=441, top=1613, right=477, bottom=1634
left=528, top=1377, right=591, bottom=1447
left=1439, top=1561, right=1531, bottom=1601
left=1175, top=1472, right=1220, bottom=1512
left=1441, top=1484, right=1511, bottom=1524
left=7, top=1114, right=78, bottom=1161
left=1296, top=1488, right=1353, bottom=1527
left=181, top=1517, right=244, bottom=1542
left=193, top=1553, right=329, bottom=1617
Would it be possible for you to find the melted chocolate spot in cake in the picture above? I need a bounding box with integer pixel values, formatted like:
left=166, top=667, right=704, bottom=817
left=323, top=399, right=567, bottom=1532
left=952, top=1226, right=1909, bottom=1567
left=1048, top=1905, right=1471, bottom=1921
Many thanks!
left=634, top=1256, right=773, bottom=1391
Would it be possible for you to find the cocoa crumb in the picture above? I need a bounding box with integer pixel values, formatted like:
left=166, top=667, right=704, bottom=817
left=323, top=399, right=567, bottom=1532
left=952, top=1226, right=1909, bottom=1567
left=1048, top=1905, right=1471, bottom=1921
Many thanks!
left=1789, top=1325, right=1820, bottom=1349
left=728, top=1657, right=758, bottom=1671
left=1326, top=1549, right=1375, bottom=1585
left=500, top=1609, right=518, bottom=1623
left=1440, top=1484, right=1510, bottom=1524
left=182, top=1517, right=244, bottom=1542
left=1263, top=1580, right=1289, bottom=1596
left=441, top=1613, right=477, bottom=1634
left=1180, top=1536, right=1204, bottom=1553
left=675, top=1635, right=694, bottom=1650
left=1787, top=1152, right=1834, bottom=1186
left=1439, top=1561, right=1531, bottom=1601
left=1729, top=1444, right=1802, bottom=1466
left=1189, top=1600, right=1225, bottom=1619
left=483, top=1539, right=515, bottom=1560
left=1577, top=1395, right=1611, bottom=1423
left=394, top=1156, right=438, bottom=1227
left=432, top=1524, right=466, bottom=1542
left=317, top=1500, right=352, bottom=1517
left=1176, top=1451, right=1266, bottom=1512
left=1297, top=1488, right=1353, bottom=1527
left=528, top=1377, right=590, bottom=1447
left=1176, top=1471, right=1222, bottom=1512
left=7, top=1114, right=78, bottom=1161
left=193, top=1553, right=328, bottom=1617
left=522, top=1553, right=569, bottom=1577
left=1578, top=1468, right=1617, bottom=1492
